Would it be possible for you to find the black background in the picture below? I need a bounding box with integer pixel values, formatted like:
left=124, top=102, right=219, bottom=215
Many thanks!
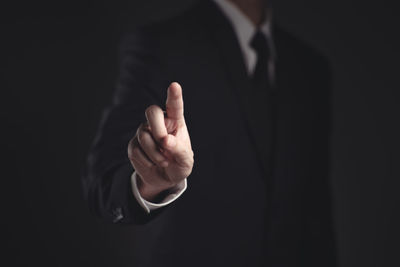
left=1, top=0, right=399, bottom=266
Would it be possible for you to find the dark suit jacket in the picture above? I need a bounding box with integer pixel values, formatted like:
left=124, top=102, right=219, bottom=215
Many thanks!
left=83, top=1, right=336, bottom=266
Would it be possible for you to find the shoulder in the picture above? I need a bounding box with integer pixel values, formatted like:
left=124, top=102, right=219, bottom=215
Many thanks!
left=274, top=25, right=331, bottom=74
left=273, top=25, right=332, bottom=94
left=120, top=3, right=206, bottom=54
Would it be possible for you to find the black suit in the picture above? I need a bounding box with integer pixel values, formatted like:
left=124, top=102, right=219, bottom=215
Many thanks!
left=83, top=1, right=336, bottom=266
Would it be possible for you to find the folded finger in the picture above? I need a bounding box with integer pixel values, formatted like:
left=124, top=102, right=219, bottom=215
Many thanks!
left=145, top=105, right=168, bottom=143
left=138, top=128, right=169, bottom=168
left=128, top=137, right=154, bottom=169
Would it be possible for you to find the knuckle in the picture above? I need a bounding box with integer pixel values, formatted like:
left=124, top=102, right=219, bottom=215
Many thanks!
left=137, top=128, right=148, bottom=142
left=137, top=129, right=144, bottom=141
left=129, top=147, right=140, bottom=159
left=143, top=160, right=153, bottom=168
left=154, top=155, right=165, bottom=164
left=136, top=123, right=145, bottom=137
left=182, top=165, right=193, bottom=178
left=185, top=150, right=195, bottom=167
left=188, top=156, right=194, bottom=168
left=128, top=149, right=136, bottom=161
left=128, top=140, right=138, bottom=157
left=147, top=149, right=163, bottom=163
left=128, top=137, right=136, bottom=149
left=139, top=133, right=152, bottom=148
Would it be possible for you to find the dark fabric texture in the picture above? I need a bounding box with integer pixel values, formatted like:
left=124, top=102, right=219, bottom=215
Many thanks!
left=82, top=1, right=336, bottom=266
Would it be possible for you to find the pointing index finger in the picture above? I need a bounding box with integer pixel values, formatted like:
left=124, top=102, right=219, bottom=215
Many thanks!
left=166, top=82, right=184, bottom=121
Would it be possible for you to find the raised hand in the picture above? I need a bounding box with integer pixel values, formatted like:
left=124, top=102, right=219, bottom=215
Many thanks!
left=128, top=82, right=194, bottom=201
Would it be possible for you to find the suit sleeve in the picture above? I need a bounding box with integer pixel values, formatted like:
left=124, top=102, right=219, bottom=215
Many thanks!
left=82, top=31, right=171, bottom=224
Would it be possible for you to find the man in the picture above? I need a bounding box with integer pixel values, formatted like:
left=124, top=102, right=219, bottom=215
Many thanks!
left=83, top=0, right=336, bottom=266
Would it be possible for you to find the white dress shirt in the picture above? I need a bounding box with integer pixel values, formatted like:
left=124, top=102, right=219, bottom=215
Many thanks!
left=131, top=0, right=276, bottom=213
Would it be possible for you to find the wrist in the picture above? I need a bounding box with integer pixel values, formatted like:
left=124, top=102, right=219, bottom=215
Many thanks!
left=136, top=174, right=175, bottom=202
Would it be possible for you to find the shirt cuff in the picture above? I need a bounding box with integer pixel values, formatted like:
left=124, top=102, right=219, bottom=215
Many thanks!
left=131, top=171, right=187, bottom=214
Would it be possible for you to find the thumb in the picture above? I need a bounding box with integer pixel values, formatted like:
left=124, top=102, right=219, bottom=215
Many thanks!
left=161, top=135, right=193, bottom=168
left=162, top=134, right=177, bottom=150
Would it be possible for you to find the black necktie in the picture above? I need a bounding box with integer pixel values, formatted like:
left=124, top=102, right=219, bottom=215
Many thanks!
left=247, top=31, right=276, bottom=260
left=250, top=31, right=271, bottom=90
left=241, top=30, right=275, bottom=178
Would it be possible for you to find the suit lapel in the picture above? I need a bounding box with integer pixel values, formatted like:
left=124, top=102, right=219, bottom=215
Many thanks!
left=201, top=1, right=274, bottom=180
left=201, top=1, right=250, bottom=98
left=273, top=25, right=309, bottom=177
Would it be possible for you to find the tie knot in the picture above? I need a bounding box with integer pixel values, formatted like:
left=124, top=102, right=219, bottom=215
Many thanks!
left=250, top=31, right=269, bottom=55
left=249, top=31, right=271, bottom=83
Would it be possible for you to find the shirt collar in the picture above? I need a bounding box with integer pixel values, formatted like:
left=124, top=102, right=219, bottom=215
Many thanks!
left=212, top=0, right=274, bottom=53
